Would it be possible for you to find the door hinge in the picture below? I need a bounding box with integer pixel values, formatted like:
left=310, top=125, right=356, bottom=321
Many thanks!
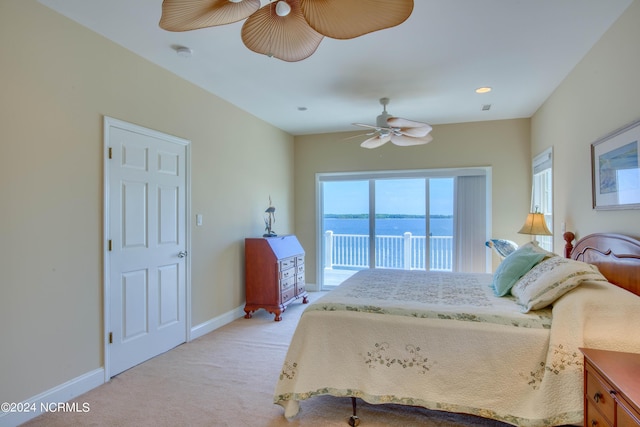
left=108, top=332, right=113, bottom=344
left=108, top=147, right=112, bottom=159
left=108, top=240, right=112, bottom=251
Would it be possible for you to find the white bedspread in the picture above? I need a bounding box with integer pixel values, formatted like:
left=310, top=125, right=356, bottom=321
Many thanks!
left=274, top=269, right=640, bottom=426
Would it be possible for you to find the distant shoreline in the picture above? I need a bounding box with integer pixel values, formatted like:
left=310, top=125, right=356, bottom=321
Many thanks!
left=323, top=216, right=453, bottom=236
left=324, top=214, right=452, bottom=219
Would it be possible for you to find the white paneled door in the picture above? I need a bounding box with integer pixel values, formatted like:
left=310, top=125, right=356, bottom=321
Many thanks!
left=105, top=117, right=189, bottom=377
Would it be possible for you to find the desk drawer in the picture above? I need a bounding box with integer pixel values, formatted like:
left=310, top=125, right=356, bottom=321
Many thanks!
left=281, top=285, right=295, bottom=304
left=296, top=277, right=305, bottom=295
left=279, top=257, right=295, bottom=271
left=280, top=266, right=296, bottom=280
left=280, top=275, right=295, bottom=290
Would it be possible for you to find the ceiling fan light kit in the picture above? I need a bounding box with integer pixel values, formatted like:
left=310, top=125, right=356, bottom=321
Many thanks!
left=159, top=0, right=414, bottom=62
left=275, top=1, right=291, bottom=17
left=353, top=98, right=433, bottom=149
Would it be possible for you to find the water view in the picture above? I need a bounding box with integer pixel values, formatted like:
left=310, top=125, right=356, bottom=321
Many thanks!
left=322, top=216, right=454, bottom=272
left=323, top=216, right=453, bottom=236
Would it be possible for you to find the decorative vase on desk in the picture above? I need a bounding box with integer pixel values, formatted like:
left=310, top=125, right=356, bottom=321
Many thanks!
left=263, top=196, right=277, bottom=237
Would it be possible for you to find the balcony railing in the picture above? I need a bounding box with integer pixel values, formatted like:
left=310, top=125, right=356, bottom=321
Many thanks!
left=324, top=231, right=453, bottom=271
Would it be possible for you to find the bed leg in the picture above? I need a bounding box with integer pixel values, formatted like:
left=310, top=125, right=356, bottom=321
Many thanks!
left=348, top=397, right=360, bottom=426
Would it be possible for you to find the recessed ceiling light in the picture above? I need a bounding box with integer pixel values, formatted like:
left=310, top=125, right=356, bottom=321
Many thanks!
left=175, top=46, right=193, bottom=58
left=475, top=87, right=492, bottom=94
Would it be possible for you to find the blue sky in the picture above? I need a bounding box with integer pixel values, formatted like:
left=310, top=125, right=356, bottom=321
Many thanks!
left=323, top=178, right=453, bottom=216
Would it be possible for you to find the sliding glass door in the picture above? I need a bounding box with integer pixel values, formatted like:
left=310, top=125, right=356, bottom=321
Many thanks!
left=429, top=178, right=454, bottom=271
left=321, top=180, right=369, bottom=287
left=374, top=179, right=427, bottom=269
left=318, top=169, right=487, bottom=290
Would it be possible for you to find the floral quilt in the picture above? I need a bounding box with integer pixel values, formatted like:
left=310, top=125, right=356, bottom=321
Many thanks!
left=274, top=269, right=640, bottom=426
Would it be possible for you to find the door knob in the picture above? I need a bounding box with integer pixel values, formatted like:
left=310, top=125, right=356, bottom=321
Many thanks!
left=178, top=251, right=187, bottom=258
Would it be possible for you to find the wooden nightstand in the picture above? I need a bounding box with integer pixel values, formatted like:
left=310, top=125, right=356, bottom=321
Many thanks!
left=580, top=348, right=640, bottom=427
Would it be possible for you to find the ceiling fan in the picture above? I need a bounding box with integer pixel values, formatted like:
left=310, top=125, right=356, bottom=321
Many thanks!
left=352, top=98, right=433, bottom=149
left=159, top=0, right=414, bottom=62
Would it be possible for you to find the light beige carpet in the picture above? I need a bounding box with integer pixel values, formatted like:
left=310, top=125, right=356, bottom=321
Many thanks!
left=23, top=292, right=517, bottom=427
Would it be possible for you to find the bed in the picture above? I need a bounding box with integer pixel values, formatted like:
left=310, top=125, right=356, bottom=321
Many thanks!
left=274, top=232, right=640, bottom=426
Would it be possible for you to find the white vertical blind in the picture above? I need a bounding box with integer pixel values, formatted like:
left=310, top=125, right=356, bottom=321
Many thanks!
left=454, top=175, right=487, bottom=273
left=532, top=148, right=553, bottom=251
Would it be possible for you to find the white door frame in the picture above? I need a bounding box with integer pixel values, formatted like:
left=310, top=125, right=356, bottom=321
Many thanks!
left=103, top=116, right=192, bottom=381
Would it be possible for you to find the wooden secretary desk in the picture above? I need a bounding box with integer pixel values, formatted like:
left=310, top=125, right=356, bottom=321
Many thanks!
left=244, top=235, right=308, bottom=321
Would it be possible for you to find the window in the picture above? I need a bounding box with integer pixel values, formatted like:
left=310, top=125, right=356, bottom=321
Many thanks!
left=317, top=168, right=491, bottom=289
left=532, top=148, right=553, bottom=251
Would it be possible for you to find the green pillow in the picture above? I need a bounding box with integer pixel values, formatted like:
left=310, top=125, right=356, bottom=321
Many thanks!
left=492, top=249, right=546, bottom=297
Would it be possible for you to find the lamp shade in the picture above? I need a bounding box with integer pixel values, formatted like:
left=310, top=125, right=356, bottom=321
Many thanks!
left=517, top=212, right=552, bottom=236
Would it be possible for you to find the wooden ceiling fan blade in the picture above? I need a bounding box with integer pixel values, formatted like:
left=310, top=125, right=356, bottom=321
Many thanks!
left=160, top=0, right=260, bottom=31
left=398, top=126, right=432, bottom=138
left=387, top=117, right=433, bottom=137
left=390, top=134, right=433, bottom=146
left=361, top=134, right=391, bottom=149
left=241, top=0, right=323, bottom=62
left=299, top=0, right=414, bottom=40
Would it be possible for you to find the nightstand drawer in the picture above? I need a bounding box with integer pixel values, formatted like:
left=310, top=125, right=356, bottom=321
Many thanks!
left=587, top=399, right=613, bottom=427
left=580, top=349, right=640, bottom=427
left=586, top=368, right=615, bottom=424
left=617, top=400, right=640, bottom=427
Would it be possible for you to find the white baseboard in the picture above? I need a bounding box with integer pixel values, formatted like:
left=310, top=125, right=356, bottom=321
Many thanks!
left=0, top=368, right=104, bottom=427
left=1, top=305, right=251, bottom=427
left=306, top=282, right=319, bottom=292
left=190, top=304, right=245, bottom=340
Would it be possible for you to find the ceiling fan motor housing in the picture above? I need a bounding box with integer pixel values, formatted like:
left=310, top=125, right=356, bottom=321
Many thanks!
left=376, top=111, right=392, bottom=129
left=376, top=97, right=392, bottom=128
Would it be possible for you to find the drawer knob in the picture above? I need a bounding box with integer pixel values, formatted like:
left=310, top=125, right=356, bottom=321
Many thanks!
left=593, top=392, right=602, bottom=403
left=591, top=420, right=598, bottom=427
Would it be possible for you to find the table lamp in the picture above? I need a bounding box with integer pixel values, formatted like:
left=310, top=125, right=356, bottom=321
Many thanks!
left=517, top=210, right=552, bottom=243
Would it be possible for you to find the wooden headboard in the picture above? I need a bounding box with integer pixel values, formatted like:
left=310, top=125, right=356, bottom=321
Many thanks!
left=563, top=232, right=640, bottom=297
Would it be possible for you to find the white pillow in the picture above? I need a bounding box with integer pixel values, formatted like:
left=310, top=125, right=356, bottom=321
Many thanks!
left=511, top=256, right=608, bottom=312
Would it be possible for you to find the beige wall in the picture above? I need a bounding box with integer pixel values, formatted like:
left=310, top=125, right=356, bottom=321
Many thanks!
left=0, top=1, right=294, bottom=403
left=3, top=0, right=639, bottom=414
left=294, top=119, right=532, bottom=284
left=531, top=0, right=640, bottom=249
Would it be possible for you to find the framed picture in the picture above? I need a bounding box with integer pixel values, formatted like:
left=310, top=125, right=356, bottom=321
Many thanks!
left=591, top=118, right=640, bottom=210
